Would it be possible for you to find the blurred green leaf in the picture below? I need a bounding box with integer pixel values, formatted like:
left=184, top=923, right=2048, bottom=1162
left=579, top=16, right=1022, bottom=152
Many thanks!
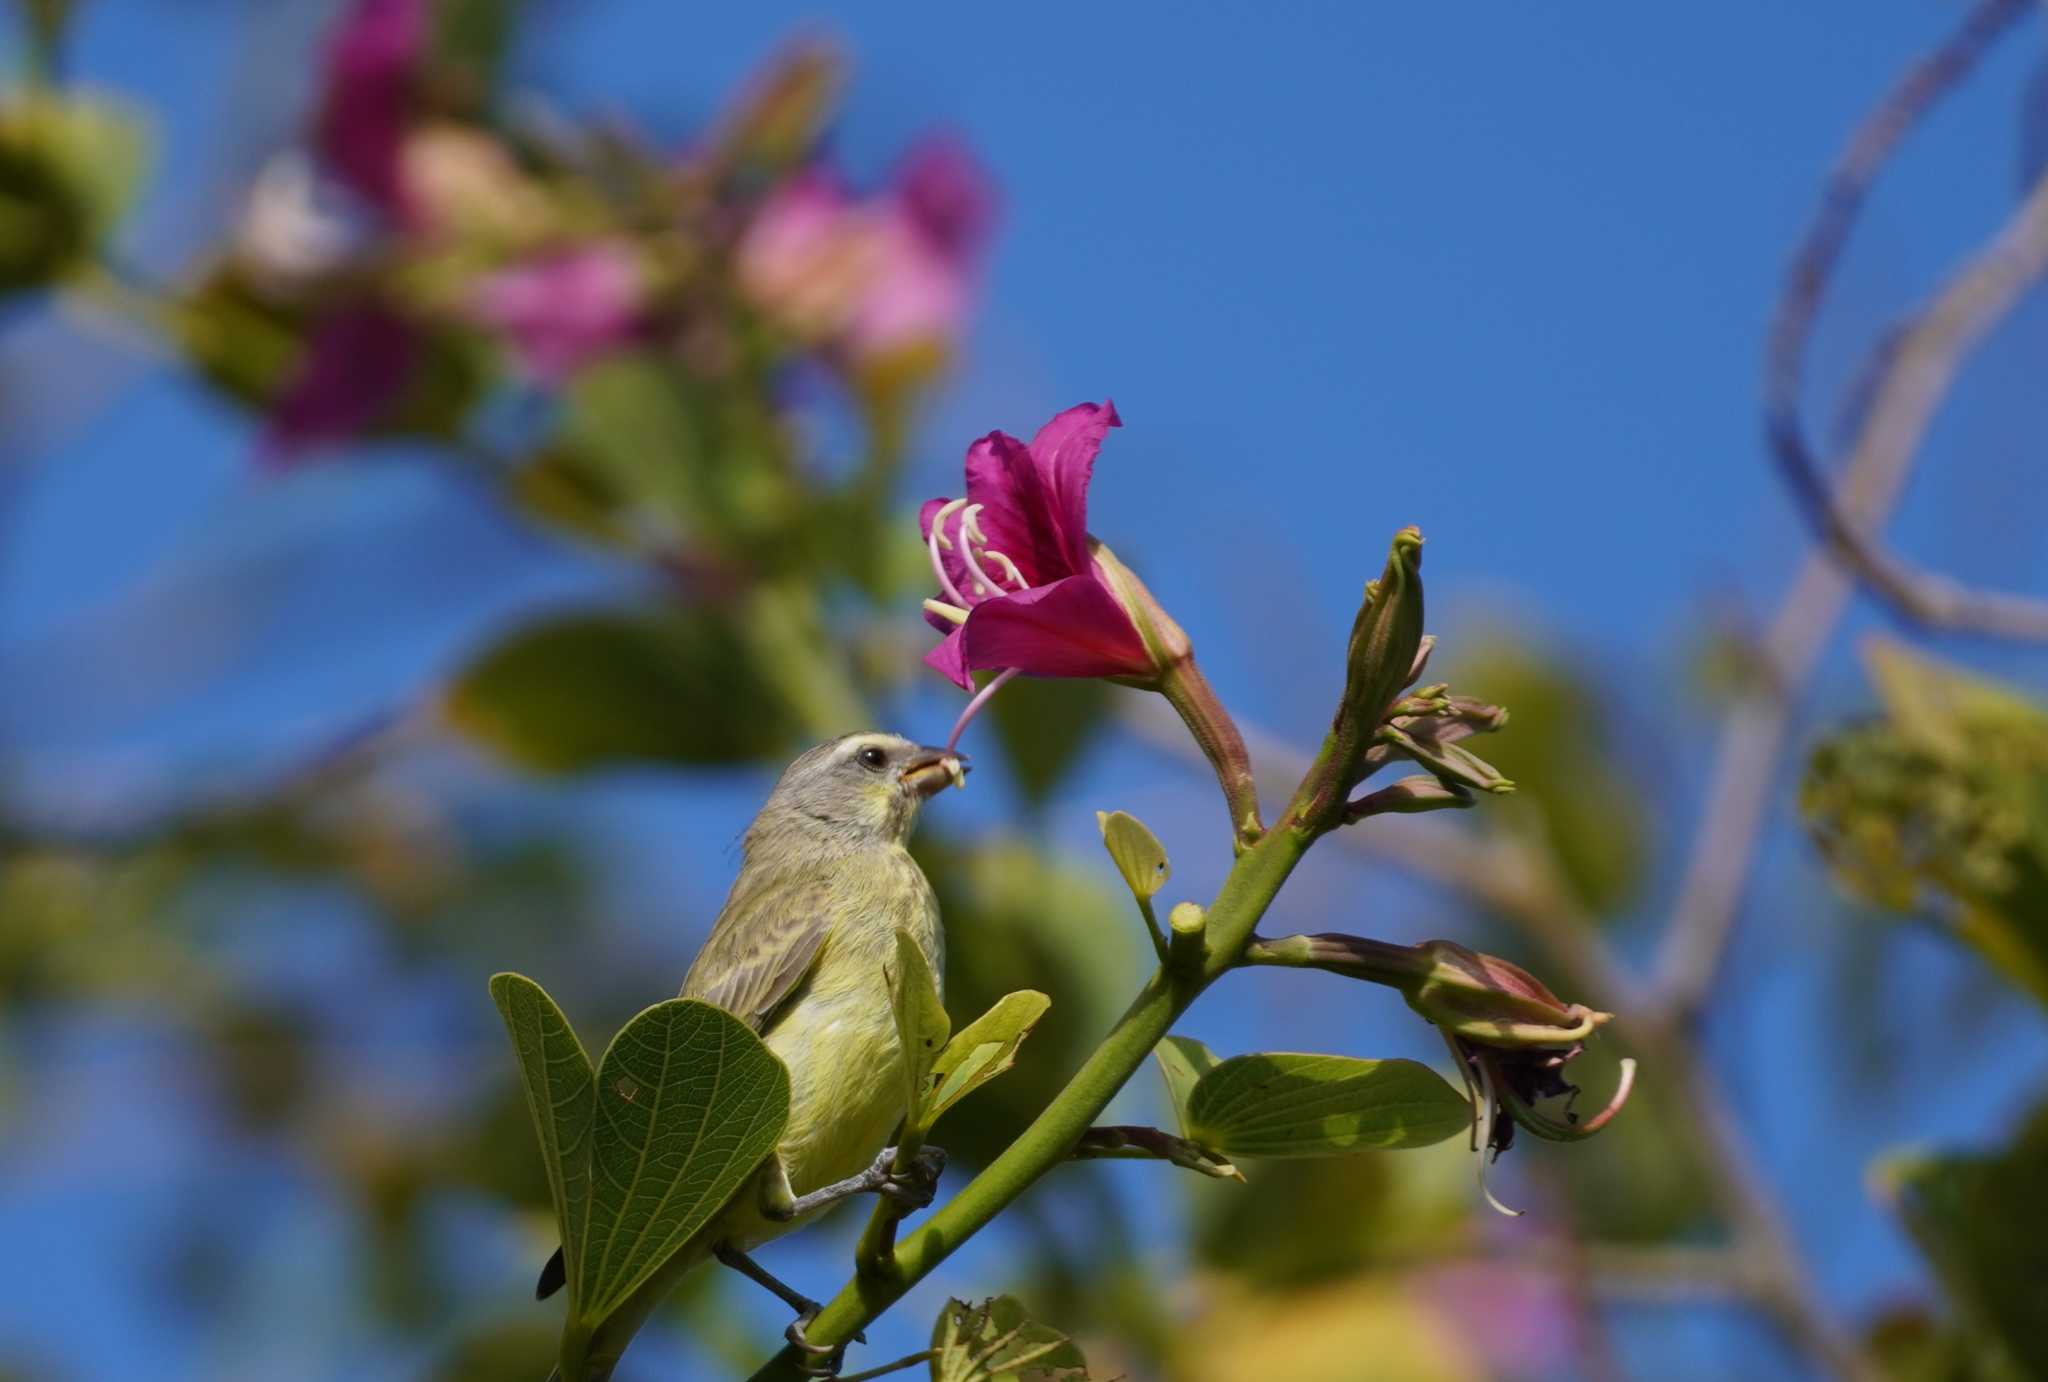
left=1154, top=1035, right=1220, bottom=1139
left=930, top=1295, right=1089, bottom=1381
left=1184, top=1054, right=1470, bottom=1158
left=1876, top=1101, right=2048, bottom=1382
left=564, top=355, right=792, bottom=550
left=1096, top=810, right=1169, bottom=903
left=0, top=93, right=149, bottom=294
left=429, top=1318, right=559, bottom=1382
left=987, top=675, right=1113, bottom=808
left=915, top=838, right=1137, bottom=1168
left=1190, top=1147, right=1471, bottom=1289
left=890, top=927, right=951, bottom=1126
left=924, top=990, right=1051, bottom=1127
left=1804, top=642, right=2048, bottom=1007
left=489, top=974, right=596, bottom=1305
left=445, top=607, right=799, bottom=772
left=578, top=998, right=788, bottom=1321
left=430, top=0, right=521, bottom=110
left=1451, top=640, right=1653, bottom=916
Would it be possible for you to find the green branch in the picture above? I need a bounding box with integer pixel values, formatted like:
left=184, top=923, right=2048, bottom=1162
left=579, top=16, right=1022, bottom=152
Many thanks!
left=745, top=801, right=1315, bottom=1380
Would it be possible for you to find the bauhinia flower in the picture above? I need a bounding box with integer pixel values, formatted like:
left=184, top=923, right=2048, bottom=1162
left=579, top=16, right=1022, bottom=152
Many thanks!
left=919, top=401, right=1188, bottom=692
left=737, top=137, right=991, bottom=374
left=260, top=303, right=418, bottom=465
left=918, top=402, right=1262, bottom=840
left=313, top=0, right=426, bottom=216
left=472, top=241, right=647, bottom=382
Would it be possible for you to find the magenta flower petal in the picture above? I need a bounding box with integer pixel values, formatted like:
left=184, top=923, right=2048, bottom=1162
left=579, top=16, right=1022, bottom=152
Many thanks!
left=895, top=136, right=993, bottom=261
left=959, top=574, right=1154, bottom=680
left=1027, top=400, right=1120, bottom=572
left=261, top=305, right=417, bottom=465
left=961, top=429, right=1073, bottom=586
left=923, top=627, right=974, bottom=691
left=473, top=241, right=644, bottom=382
left=314, top=0, right=426, bottom=214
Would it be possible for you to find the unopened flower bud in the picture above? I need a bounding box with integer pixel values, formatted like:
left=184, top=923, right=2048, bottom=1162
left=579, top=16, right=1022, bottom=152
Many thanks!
left=1340, top=527, right=1426, bottom=739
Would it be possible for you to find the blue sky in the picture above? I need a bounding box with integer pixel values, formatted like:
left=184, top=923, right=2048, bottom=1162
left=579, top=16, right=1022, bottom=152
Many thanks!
left=4, top=2, right=2048, bottom=1378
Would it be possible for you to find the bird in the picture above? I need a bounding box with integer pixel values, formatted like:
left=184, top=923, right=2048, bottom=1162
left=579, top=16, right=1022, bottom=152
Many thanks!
left=539, top=731, right=966, bottom=1380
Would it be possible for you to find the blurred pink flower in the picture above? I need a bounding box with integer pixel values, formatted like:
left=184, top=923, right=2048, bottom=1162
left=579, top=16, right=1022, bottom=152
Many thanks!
left=314, top=0, right=427, bottom=214
left=473, top=242, right=646, bottom=382
left=919, top=401, right=1167, bottom=691
left=1418, top=1263, right=1585, bottom=1379
left=261, top=304, right=417, bottom=465
left=737, top=137, right=993, bottom=369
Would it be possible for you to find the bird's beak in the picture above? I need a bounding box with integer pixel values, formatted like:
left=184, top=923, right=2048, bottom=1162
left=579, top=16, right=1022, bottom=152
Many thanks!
left=900, top=747, right=968, bottom=798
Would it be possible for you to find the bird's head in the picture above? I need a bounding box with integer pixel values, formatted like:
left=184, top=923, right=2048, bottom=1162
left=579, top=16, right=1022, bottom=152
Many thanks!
left=765, top=732, right=968, bottom=844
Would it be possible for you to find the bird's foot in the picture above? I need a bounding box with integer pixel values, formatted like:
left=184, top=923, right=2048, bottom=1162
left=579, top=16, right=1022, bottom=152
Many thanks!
left=871, top=1143, right=947, bottom=1211
left=786, top=1309, right=845, bottom=1379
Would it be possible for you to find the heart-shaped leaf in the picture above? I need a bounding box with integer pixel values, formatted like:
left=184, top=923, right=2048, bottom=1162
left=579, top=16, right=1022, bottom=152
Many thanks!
left=923, top=990, right=1050, bottom=1127
left=489, top=973, right=597, bottom=1304
left=1184, top=1053, right=1471, bottom=1158
left=1153, top=1035, right=1220, bottom=1139
left=930, top=1295, right=1089, bottom=1381
left=889, top=929, right=951, bottom=1127
left=577, top=999, right=790, bottom=1321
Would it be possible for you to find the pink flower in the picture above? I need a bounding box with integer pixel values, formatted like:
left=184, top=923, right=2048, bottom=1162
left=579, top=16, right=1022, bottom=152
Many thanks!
left=737, top=138, right=992, bottom=369
left=845, top=139, right=991, bottom=364
left=472, top=241, right=646, bottom=382
left=919, top=402, right=1185, bottom=693
left=313, top=0, right=427, bottom=214
left=261, top=304, right=418, bottom=465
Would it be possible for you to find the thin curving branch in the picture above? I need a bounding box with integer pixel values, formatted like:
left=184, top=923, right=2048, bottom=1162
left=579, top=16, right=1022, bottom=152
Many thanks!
left=1764, top=0, right=2048, bottom=642
left=1659, top=0, right=2047, bottom=1021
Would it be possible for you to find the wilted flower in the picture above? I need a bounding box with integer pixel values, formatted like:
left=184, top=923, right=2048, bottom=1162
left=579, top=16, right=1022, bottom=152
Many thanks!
left=472, top=241, right=646, bottom=382
left=1407, top=940, right=1634, bottom=1215
left=737, top=137, right=991, bottom=373
left=1254, top=931, right=1635, bottom=1214
left=919, top=402, right=1188, bottom=696
left=313, top=0, right=426, bottom=215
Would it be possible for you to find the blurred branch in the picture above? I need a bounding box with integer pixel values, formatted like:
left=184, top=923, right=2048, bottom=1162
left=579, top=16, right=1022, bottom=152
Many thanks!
left=1763, top=0, right=2048, bottom=642
left=1120, top=700, right=1876, bottom=1380
left=1658, top=0, right=2043, bottom=1024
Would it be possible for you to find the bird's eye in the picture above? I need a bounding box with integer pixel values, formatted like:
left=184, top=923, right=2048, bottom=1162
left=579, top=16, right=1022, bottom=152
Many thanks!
left=857, top=745, right=889, bottom=771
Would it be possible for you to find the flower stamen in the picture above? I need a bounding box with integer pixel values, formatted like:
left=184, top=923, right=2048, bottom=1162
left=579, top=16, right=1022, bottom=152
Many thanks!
left=945, top=666, right=1021, bottom=752
left=927, top=498, right=971, bottom=607
left=955, top=505, right=1005, bottom=601
left=979, top=547, right=1029, bottom=591
left=923, top=599, right=968, bottom=626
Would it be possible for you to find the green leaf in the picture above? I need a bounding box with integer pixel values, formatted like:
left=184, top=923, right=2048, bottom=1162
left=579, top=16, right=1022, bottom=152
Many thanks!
left=444, top=607, right=798, bottom=773
left=923, top=990, right=1050, bottom=1127
left=488, top=974, right=596, bottom=1306
left=1184, top=1054, right=1471, bottom=1158
left=564, top=355, right=793, bottom=547
left=1153, top=1035, right=1220, bottom=1139
left=988, top=675, right=1111, bottom=807
left=1095, top=810, right=1169, bottom=902
left=0, top=94, right=149, bottom=295
left=1876, top=1102, right=2048, bottom=1381
left=889, top=929, right=950, bottom=1126
left=930, top=1296, right=1089, bottom=1381
left=577, top=999, right=790, bottom=1321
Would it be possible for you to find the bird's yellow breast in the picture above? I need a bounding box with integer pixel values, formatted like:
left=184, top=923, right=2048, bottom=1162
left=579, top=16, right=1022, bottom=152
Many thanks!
left=724, top=845, right=941, bottom=1250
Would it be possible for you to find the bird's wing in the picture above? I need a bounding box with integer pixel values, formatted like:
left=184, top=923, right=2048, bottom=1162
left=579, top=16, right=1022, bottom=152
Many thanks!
left=680, top=867, right=835, bottom=1034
